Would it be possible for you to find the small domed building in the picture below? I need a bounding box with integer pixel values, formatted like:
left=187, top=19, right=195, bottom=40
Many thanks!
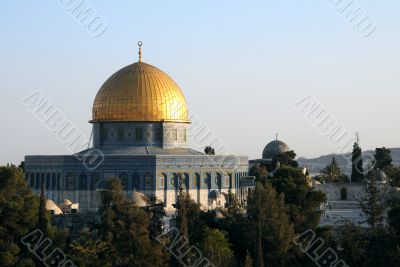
left=24, top=44, right=249, bottom=212
left=262, top=139, right=290, bottom=160
left=249, top=136, right=291, bottom=171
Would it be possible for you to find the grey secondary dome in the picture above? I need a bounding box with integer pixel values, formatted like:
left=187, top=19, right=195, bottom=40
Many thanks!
left=262, top=140, right=290, bottom=159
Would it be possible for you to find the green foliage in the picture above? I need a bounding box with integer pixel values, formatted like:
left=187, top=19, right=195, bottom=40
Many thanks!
left=247, top=182, right=295, bottom=266
left=320, top=156, right=349, bottom=183
left=272, top=150, right=299, bottom=169
left=351, top=142, right=365, bottom=182
left=38, top=182, right=48, bottom=236
left=269, top=166, right=326, bottom=232
left=96, top=177, right=168, bottom=266
left=199, top=228, right=235, bottom=267
left=69, top=229, right=109, bottom=267
left=386, top=166, right=400, bottom=187
left=388, top=197, right=400, bottom=236
left=374, top=147, right=392, bottom=170
left=249, top=163, right=268, bottom=181
left=243, top=250, right=253, bottom=267
left=0, top=166, right=39, bottom=266
left=361, top=172, right=386, bottom=236
left=339, top=223, right=368, bottom=267
left=144, top=194, right=166, bottom=241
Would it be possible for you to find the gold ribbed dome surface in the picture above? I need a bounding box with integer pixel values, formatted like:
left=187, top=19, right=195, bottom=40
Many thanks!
left=92, top=62, right=189, bottom=123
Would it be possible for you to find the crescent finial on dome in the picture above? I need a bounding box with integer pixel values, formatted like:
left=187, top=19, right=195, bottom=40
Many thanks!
left=138, top=41, right=143, bottom=62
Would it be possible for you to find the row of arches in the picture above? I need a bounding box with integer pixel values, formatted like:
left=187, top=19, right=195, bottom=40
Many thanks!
left=26, top=171, right=235, bottom=191
left=160, top=172, right=231, bottom=191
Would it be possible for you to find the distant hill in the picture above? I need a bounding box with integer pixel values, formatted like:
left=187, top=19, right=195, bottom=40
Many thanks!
left=298, top=148, right=400, bottom=176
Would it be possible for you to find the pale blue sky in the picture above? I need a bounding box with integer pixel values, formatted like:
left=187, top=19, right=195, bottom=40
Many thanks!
left=1, top=1, right=399, bottom=165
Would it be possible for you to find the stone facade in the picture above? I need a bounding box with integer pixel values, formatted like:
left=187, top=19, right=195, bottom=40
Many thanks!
left=25, top=151, right=249, bottom=212
left=92, top=122, right=189, bottom=149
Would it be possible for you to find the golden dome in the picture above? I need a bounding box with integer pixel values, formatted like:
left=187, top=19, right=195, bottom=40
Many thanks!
left=92, top=61, right=189, bottom=123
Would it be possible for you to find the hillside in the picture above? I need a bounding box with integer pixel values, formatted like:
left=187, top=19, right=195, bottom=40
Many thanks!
left=298, top=148, right=400, bottom=176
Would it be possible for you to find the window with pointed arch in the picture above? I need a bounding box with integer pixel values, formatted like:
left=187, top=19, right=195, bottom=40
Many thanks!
left=119, top=173, right=129, bottom=190
left=79, top=173, right=87, bottom=190
left=225, top=173, right=231, bottom=188
left=132, top=173, right=140, bottom=190
left=172, top=173, right=179, bottom=189
left=35, top=174, right=40, bottom=189
left=159, top=173, right=167, bottom=189
left=184, top=173, right=190, bottom=190
left=216, top=173, right=222, bottom=190
left=66, top=173, right=76, bottom=190
left=52, top=173, right=57, bottom=190
left=30, top=173, right=35, bottom=188
left=204, top=173, right=211, bottom=190
left=194, top=173, right=201, bottom=189
left=46, top=174, right=51, bottom=190
left=144, top=172, right=153, bottom=190
left=90, top=173, right=100, bottom=190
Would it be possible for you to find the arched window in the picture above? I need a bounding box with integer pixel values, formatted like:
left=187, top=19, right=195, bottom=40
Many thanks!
left=46, top=174, right=50, bottom=190
left=132, top=173, right=140, bottom=190
left=30, top=173, right=35, bottom=188
left=120, top=173, right=129, bottom=190
left=135, top=128, right=143, bottom=141
left=90, top=173, right=100, bottom=190
left=118, top=128, right=124, bottom=140
left=226, top=173, right=232, bottom=188
left=66, top=173, right=76, bottom=190
left=160, top=173, right=167, bottom=189
left=79, top=173, right=87, bottom=190
left=57, top=173, right=62, bottom=190
left=35, top=174, right=40, bottom=189
left=101, top=127, right=108, bottom=141
left=144, top=172, right=153, bottom=190
left=172, top=173, right=179, bottom=189
left=215, top=173, right=222, bottom=190
left=52, top=173, right=57, bottom=190
left=205, top=173, right=211, bottom=190
left=41, top=174, right=45, bottom=189
left=194, top=173, right=201, bottom=190
left=184, top=173, right=190, bottom=190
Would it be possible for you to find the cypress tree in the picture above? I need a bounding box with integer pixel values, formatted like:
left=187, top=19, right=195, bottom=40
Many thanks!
left=173, top=174, right=190, bottom=266
left=38, top=177, right=48, bottom=235
left=351, top=141, right=364, bottom=182
left=244, top=250, right=253, bottom=267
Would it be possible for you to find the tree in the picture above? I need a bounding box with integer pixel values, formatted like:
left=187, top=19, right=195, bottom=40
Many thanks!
left=320, top=156, right=348, bottom=183
left=351, top=141, right=364, bottom=182
left=0, top=166, right=39, bottom=266
left=361, top=171, right=386, bottom=236
left=269, top=166, right=326, bottom=232
left=388, top=197, right=400, bottom=236
left=144, top=194, right=166, bottom=241
left=243, top=250, right=253, bottom=267
left=247, top=182, right=295, bottom=266
left=97, top=177, right=167, bottom=266
left=69, top=229, right=109, bottom=267
left=386, top=166, right=400, bottom=187
left=272, top=150, right=299, bottom=169
left=204, top=146, right=215, bottom=155
left=374, top=147, right=392, bottom=171
left=339, top=223, right=368, bottom=267
left=38, top=179, right=49, bottom=235
left=249, top=163, right=268, bottom=182
left=199, top=228, right=235, bottom=267
left=175, top=174, right=189, bottom=243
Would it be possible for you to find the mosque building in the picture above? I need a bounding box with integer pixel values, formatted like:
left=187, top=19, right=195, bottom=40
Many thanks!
left=249, top=136, right=291, bottom=171
left=24, top=43, right=251, bottom=212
